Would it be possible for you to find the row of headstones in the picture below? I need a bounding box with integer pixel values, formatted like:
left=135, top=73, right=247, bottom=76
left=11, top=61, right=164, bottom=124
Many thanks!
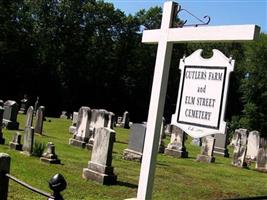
left=0, top=104, right=60, bottom=164
left=122, top=123, right=267, bottom=172
left=69, top=107, right=116, bottom=150
left=231, top=128, right=267, bottom=172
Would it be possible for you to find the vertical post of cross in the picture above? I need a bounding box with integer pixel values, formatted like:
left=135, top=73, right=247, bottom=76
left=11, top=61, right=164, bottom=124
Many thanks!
left=137, top=2, right=177, bottom=200
left=0, top=153, right=11, bottom=200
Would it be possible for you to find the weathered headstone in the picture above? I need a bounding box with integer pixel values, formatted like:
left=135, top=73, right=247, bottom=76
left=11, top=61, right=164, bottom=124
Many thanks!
left=19, top=94, right=29, bottom=114
left=0, top=107, right=5, bottom=144
left=164, top=125, right=188, bottom=158
left=22, top=127, right=34, bottom=156
left=60, top=111, right=68, bottom=119
left=40, top=142, right=61, bottom=164
left=191, top=138, right=202, bottom=146
left=196, top=136, right=216, bottom=163
left=232, top=128, right=248, bottom=167
left=83, top=127, right=117, bottom=185
left=214, top=133, right=229, bottom=157
left=34, top=106, right=45, bottom=134
left=69, top=111, right=78, bottom=134
left=116, top=116, right=122, bottom=127
left=9, top=132, right=22, bottom=151
left=34, top=96, right=40, bottom=115
left=164, top=124, right=172, bottom=137
left=158, top=118, right=165, bottom=153
left=25, top=106, right=34, bottom=128
left=255, top=147, right=267, bottom=172
left=122, top=111, right=130, bottom=129
left=246, top=130, right=260, bottom=160
left=3, top=100, right=19, bottom=130
left=107, top=112, right=115, bottom=129
left=123, top=123, right=146, bottom=162
left=69, top=107, right=91, bottom=148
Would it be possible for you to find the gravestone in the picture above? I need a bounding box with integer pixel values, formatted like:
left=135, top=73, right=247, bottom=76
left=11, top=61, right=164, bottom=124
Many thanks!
left=191, top=138, right=202, bottom=146
left=246, top=130, right=260, bottom=160
left=196, top=136, right=216, bottom=163
left=164, top=124, right=172, bottom=137
left=123, top=123, right=146, bottom=162
left=87, top=109, right=109, bottom=150
left=116, top=116, right=122, bottom=127
left=122, top=111, right=130, bottom=129
left=22, top=127, right=34, bottom=156
left=25, top=106, right=34, bottom=128
left=60, top=111, right=68, bottom=119
left=107, top=112, right=115, bottom=129
left=83, top=127, right=117, bottom=185
left=69, top=111, right=78, bottom=134
left=158, top=118, right=165, bottom=153
left=69, top=107, right=91, bottom=148
left=19, top=94, right=29, bottom=114
left=34, top=106, right=45, bottom=134
left=0, top=107, right=5, bottom=144
left=3, top=100, right=19, bottom=130
left=255, top=147, right=267, bottom=172
left=164, top=125, right=188, bottom=158
left=9, top=132, right=22, bottom=151
left=232, top=128, right=248, bottom=167
left=40, top=142, right=61, bottom=164
left=34, top=96, right=40, bottom=115
left=214, top=133, right=229, bottom=157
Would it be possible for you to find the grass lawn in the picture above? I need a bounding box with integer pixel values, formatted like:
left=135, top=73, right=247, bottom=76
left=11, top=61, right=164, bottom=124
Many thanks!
left=1, top=114, right=267, bottom=200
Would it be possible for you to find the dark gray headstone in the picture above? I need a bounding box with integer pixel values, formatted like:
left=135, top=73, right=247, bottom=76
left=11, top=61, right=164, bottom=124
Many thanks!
left=34, top=96, right=40, bottom=114
left=0, top=107, right=5, bottom=144
left=3, top=100, right=19, bottom=130
left=123, top=123, right=146, bottom=162
left=164, top=125, right=188, bottom=158
left=83, top=127, right=117, bottom=185
left=34, top=106, right=45, bottom=134
left=214, top=133, right=229, bottom=157
left=232, top=128, right=248, bottom=167
left=122, top=111, right=130, bottom=129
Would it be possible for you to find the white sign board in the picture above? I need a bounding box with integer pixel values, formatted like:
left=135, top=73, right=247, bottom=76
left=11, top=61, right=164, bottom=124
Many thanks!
left=171, top=49, right=235, bottom=138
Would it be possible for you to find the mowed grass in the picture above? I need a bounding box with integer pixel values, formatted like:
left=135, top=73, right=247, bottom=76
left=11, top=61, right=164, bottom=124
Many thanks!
left=1, top=114, right=267, bottom=200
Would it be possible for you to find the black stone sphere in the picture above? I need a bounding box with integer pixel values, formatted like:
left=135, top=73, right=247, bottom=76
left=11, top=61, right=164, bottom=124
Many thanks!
left=49, top=174, right=67, bottom=193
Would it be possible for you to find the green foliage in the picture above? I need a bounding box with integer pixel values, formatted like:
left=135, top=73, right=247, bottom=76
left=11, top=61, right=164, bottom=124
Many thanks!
left=32, top=141, right=46, bottom=157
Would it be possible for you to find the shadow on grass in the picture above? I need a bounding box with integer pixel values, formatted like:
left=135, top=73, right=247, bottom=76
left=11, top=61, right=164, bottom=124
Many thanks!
left=117, top=181, right=138, bottom=189
left=116, top=140, right=128, bottom=145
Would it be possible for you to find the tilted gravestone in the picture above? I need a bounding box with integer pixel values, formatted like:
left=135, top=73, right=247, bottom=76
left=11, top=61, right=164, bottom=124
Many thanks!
left=69, top=107, right=91, bottom=148
left=255, top=147, right=267, bottom=172
left=34, top=106, right=45, bottom=134
left=0, top=107, right=5, bottom=144
left=25, top=106, right=34, bottom=128
left=40, top=142, right=61, bottom=164
left=3, top=100, right=19, bottom=130
left=87, top=109, right=109, bottom=150
left=196, top=136, right=216, bottom=163
left=122, top=111, right=130, bottom=129
left=246, top=130, right=260, bottom=161
left=123, top=123, right=146, bottom=162
left=9, top=132, right=22, bottom=151
left=164, top=125, right=188, bottom=158
left=232, top=128, right=248, bottom=167
left=213, top=133, right=229, bottom=157
left=83, top=127, right=117, bottom=185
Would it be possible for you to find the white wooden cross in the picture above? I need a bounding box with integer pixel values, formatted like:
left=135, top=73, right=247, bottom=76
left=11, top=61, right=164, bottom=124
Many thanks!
left=134, top=1, right=260, bottom=200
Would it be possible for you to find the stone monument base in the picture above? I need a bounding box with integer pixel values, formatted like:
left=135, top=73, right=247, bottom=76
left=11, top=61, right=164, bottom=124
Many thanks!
left=123, top=149, right=142, bottom=162
left=69, top=138, right=87, bottom=149
left=213, top=147, right=229, bottom=157
left=83, top=162, right=117, bottom=185
left=3, top=120, right=19, bottom=130
left=164, top=148, right=188, bottom=158
left=40, top=156, right=61, bottom=164
left=9, top=142, right=22, bottom=151
left=196, top=154, right=215, bottom=163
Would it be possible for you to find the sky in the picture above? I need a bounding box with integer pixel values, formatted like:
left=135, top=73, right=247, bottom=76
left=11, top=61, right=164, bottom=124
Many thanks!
left=105, top=0, right=267, bottom=33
